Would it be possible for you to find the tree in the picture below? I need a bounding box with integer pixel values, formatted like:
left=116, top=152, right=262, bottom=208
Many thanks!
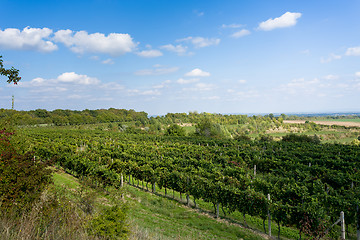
left=165, top=124, right=186, bottom=136
left=195, top=118, right=230, bottom=138
left=0, top=56, right=21, bottom=84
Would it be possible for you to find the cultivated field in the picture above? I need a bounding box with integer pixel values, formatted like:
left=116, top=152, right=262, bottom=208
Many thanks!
left=284, top=120, right=360, bottom=127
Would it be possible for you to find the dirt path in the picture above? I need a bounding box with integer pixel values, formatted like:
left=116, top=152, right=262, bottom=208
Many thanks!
left=283, top=120, right=360, bottom=127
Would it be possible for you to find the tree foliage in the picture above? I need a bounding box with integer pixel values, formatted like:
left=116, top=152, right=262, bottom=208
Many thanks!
left=165, top=124, right=186, bottom=136
left=0, top=128, right=52, bottom=212
left=0, top=56, right=21, bottom=84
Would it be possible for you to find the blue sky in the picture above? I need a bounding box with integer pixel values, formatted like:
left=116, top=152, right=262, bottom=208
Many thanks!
left=1, top=0, right=360, bottom=115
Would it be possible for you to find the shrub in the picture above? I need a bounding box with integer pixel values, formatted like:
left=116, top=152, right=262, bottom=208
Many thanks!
left=88, top=204, right=129, bottom=239
left=165, top=124, right=186, bottom=136
left=0, top=128, right=52, bottom=212
left=281, top=134, right=320, bottom=144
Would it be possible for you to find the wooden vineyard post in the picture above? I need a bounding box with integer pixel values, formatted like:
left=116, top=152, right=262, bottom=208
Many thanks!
left=216, top=203, right=220, bottom=218
left=254, top=165, right=257, bottom=177
left=268, top=194, right=271, bottom=237
left=152, top=176, right=156, bottom=193
left=120, top=174, right=124, bottom=199
left=186, top=176, right=190, bottom=206
left=341, top=211, right=345, bottom=240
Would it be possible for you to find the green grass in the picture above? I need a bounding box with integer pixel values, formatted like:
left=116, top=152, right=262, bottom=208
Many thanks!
left=52, top=170, right=268, bottom=239
left=126, top=185, right=265, bottom=240
left=126, top=179, right=302, bottom=240
left=53, top=169, right=81, bottom=189
left=311, top=118, right=360, bottom=123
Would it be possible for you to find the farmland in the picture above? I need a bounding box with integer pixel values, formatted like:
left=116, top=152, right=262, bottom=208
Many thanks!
left=1, top=110, right=360, bottom=239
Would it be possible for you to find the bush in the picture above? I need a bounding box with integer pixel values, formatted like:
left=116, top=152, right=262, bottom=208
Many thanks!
left=0, top=128, right=52, bottom=212
left=281, top=134, right=320, bottom=144
left=234, top=134, right=251, bottom=141
left=258, top=134, right=273, bottom=142
left=165, top=124, right=186, bottom=136
left=88, top=204, right=129, bottom=239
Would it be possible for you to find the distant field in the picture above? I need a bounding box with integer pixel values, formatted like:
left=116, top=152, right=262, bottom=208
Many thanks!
left=317, top=118, right=360, bottom=123
left=283, top=120, right=360, bottom=127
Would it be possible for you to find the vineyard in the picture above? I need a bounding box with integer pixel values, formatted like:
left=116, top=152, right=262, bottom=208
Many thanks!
left=22, top=127, right=360, bottom=239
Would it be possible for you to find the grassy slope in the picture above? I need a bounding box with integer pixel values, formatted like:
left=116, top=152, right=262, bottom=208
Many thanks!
left=53, top=171, right=266, bottom=240
left=126, top=186, right=265, bottom=240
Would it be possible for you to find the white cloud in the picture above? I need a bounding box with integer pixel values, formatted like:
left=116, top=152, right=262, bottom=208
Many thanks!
left=235, top=90, right=260, bottom=98
left=20, top=73, right=99, bottom=87
left=185, top=68, right=210, bottom=77
left=222, top=23, right=244, bottom=29
left=323, top=74, right=338, bottom=80
left=136, top=49, right=163, bottom=58
left=57, top=72, right=100, bottom=85
left=178, top=36, right=220, bottom=48
left=152, top=80, right=172, bottom=89
left=194, top=10, right=204, bottom=17
left=320, top=53, right=342, bottom=63
left=90, top=56, right=100, bottom=60
left=100, top=82, right=124, bottom=90
left=160, top=44, right=188, bottom=55
left=30, top=77, right=46, bottom=86
left=258, top=12, right=302, bottom=31
left=231, top=29, right=251, bottom=38
left=53, top=29, right=137, bottom=56
left=194, top=83, right=215, bottom=91
left=279, top=78, right=320, bottom=95
left=177, top=78, right=200, bottom=84
left=355, top=72, right=360, bottom=78
left=0, top=27, right=57, bottom=52
left=238, top=79, right=247, bottom=84
left=128, top=89, right=161, bottom=96
left=345, top=47, right=360, bottom=56
left=183, top=83, right=216, bottom=92
left=300, top=49, right=310, bottom=55
left=134, top=66, right=179, bottom=76
left=102, top=59, right=114, bottom=64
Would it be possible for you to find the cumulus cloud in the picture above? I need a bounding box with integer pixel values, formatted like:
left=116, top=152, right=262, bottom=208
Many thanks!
left=21, top=72, right=100, bottom=87
left=193, top=10, right=204, bottom=17
left=185, top=68, right=210, bottom=77
left=345, top=46, right=360, bottom=56
left=102, top=59, right=114, bottom=64
left=0, top=27, right=57, bottom=52
left=183, top=83, right=216, bottom=91
left=258, top=12, right=302, bottom=31
left=136, top=49, right=163, bottom=58
left=221, top=23, right=244, bottom=29
left=134, top=66, right=179, bottom=76
left=355, top=72, right=360, bottom=78
left=231, top=29, right=251, bottom=38
left=178, top=36, right=220, bottom=48
left=320, top=53, right=342, bottom=63
left=177, top=78, right=200, bottom=84
left=279, top=78, right=320, bottom=95
left=127, top=89, right=161, bottom=96
left=160, top=44, right=188, bottom=55
left=53, top=29, right=137, bottom=56
left=57, top=72, right=100, bottom=85
left=323, top=74, right=338, bottom=80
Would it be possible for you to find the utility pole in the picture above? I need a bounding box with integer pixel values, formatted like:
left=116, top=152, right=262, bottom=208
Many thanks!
left=11, top=95, right=14, bottom=110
